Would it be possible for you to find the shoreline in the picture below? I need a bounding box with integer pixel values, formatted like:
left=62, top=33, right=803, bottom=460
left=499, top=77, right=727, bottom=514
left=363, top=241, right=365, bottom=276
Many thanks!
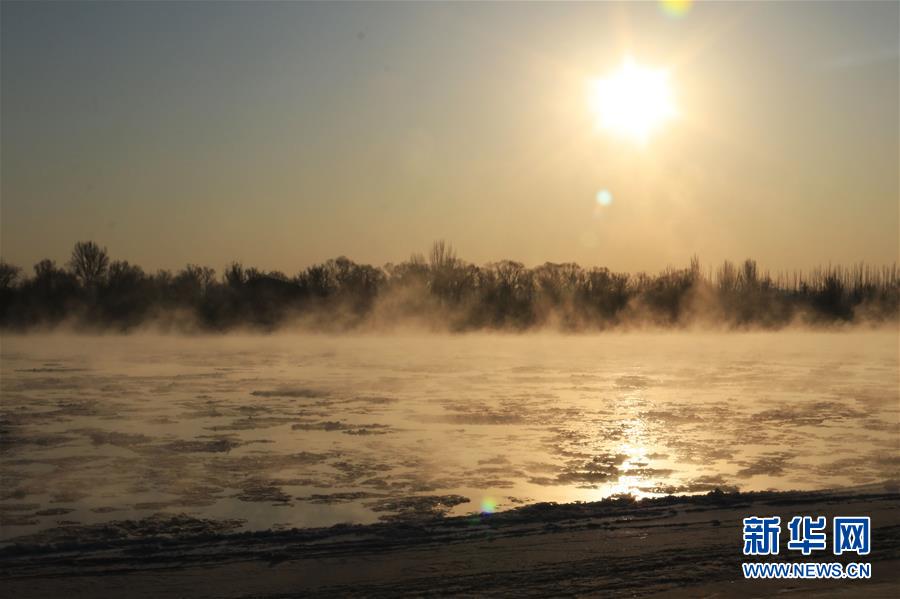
left=3, top=484, right=899, bottom=597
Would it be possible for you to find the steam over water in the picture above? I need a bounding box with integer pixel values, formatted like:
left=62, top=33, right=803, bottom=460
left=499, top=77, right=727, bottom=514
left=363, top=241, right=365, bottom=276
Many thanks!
left=1, top=331, right=897, bottom=540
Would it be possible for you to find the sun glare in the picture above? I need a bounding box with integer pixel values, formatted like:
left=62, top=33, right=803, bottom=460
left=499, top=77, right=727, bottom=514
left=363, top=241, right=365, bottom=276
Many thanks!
left=589, top=57, right=677, bottom=144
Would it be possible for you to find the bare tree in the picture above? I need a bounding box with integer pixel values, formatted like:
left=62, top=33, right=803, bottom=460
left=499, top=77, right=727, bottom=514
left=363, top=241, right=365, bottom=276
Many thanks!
left=0, top=260, right=21, bottom=291
left=224, top=262, right=246, bottom=288
left=176, top=264, right=216, bottom=294
left=69, top=241, right=109, bottom=288
left=34, top=259, right=58, bottom=280
left=741, top=259, right=758, bottom=288
left=429, top=240, right=457, bottom=271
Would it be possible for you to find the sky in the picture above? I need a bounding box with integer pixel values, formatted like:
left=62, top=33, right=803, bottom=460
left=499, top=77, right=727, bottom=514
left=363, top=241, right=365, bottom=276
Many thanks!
left=2, top=0, right=898, bottom=275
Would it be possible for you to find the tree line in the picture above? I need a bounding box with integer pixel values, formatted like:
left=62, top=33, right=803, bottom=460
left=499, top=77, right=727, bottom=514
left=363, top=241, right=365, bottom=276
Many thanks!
left=0, top=241, right=896, bottom=332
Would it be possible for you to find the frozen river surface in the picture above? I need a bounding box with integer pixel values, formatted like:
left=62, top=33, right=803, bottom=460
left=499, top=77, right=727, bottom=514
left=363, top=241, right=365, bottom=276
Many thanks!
left=1, top=331, right=898, bottom=540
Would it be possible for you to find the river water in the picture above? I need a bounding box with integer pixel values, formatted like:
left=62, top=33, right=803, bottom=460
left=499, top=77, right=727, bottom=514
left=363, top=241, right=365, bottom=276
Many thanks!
left=1, top=331, right=897, bottom=540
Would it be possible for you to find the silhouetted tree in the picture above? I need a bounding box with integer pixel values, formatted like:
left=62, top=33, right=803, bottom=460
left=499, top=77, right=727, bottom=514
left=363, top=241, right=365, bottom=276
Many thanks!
left=100, top=260, right=151, bottom=326
left=0, top=260, right=21, bottom=291
left=0, top=260, right=21, bottom=323
left=0, top=241, right=896, bottom=331
left=23, top=259, right=81, bottom=325
left=69, top=241, right=109, bottom=288
left=224, top=262, right=246, bottom=289
left=429, top=240, right=457, bottom=271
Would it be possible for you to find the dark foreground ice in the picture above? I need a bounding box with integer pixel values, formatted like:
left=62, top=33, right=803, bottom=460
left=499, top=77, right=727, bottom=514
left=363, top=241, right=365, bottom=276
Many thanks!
left=2, top=486, right=899, bottom=598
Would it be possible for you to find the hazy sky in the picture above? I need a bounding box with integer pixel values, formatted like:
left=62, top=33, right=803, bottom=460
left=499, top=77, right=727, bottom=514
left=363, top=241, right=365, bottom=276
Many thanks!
left=2, top=1, right=898, bottom=275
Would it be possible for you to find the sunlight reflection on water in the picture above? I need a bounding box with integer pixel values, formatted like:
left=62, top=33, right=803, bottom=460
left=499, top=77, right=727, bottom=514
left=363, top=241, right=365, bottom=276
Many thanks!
left=1, top=331, right=897, bottom=539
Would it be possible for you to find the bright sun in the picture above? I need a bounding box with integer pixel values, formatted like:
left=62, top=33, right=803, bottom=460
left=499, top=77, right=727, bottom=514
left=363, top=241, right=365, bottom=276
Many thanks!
left=589, top=57, right=677, bottom=144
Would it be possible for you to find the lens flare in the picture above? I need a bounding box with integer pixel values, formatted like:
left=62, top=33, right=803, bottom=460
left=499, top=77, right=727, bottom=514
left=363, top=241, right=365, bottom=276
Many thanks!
left=659, top=0, right=693, bottom=18
left=596, top=189, right=613, bottom=206
left=480, top=497, right=497, bottom=514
